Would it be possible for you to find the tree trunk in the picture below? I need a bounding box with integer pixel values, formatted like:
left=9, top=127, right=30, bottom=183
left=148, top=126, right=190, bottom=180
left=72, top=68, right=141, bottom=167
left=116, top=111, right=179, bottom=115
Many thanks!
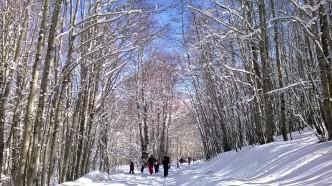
left=27, top=0, right=62, bottom=184
left=0, top=0, right=32, bottom=178
left=75, top=65, right=89, bottom=179
left=16, top=0, right=50, bottom=184
left=258, top=0, right=274, bottom=143
left=317, top=0, right=332, bottom=140
left=271, top=0, right=288, bottom=141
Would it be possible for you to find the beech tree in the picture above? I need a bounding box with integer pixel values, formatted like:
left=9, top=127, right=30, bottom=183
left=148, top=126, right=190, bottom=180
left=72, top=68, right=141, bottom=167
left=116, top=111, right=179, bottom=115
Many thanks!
left=184, top=0, right=332, bottom=159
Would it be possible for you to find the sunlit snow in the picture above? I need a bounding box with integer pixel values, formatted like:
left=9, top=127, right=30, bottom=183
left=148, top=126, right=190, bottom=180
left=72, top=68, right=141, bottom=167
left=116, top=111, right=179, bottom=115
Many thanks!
left=60, top=130, right=332, bottom=186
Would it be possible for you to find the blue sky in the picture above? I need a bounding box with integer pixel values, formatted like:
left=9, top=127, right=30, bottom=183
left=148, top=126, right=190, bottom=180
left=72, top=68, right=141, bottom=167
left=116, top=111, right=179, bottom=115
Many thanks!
left=145, top=0, right=187, bottom=53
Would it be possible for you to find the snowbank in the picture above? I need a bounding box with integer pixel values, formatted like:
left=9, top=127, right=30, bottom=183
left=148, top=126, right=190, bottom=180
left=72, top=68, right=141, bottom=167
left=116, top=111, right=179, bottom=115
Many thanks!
left=60, top=130, right=332, bottom=185
left=177, top=131, right=332, bottom=185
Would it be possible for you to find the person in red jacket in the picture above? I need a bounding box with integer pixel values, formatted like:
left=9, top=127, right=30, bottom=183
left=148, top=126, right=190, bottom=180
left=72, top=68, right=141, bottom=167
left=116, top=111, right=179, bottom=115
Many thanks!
left=147, top=155, right=155, bottom=175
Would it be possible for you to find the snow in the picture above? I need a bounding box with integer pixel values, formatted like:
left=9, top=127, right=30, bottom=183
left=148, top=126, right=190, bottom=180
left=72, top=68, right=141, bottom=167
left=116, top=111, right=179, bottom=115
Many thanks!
left=59, top=130, right=332, bottom=186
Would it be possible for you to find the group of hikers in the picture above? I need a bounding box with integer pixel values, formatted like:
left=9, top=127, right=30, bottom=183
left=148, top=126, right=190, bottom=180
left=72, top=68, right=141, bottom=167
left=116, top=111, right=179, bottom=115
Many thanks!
left=129, top=155, right=171, bottom=177
left=177, top=157, right=193, bottom=168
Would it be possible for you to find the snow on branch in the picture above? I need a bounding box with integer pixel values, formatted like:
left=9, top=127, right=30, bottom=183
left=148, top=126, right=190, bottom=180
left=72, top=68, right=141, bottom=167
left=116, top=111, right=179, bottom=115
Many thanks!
left=266, top=80, right=319, bottom=95
left=289, top=0, right=319, bottom=17
left=188, top=5, right=243, bottom=35
left=269, top=16, right=328, bottom=64
left=223, top=64, right=254, bottom=75
left=74, top=14, right=129, bottom=37
left=75, top=9, right=142, bottom=27
left=211, top=0, right=243, bottom=20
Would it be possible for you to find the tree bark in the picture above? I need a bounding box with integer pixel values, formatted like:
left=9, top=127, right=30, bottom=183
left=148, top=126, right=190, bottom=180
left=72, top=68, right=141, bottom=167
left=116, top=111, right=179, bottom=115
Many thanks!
left=16, top=0, right=50, bottom=184
left=27, top=0, right=62, bottom=184
left=317, top=0, right=332, bottom=140
left=271, top=0, right=288, bottom=141
left=0, top=0, right=32, bottom=178
left=258, top=0, right=274, bottom=143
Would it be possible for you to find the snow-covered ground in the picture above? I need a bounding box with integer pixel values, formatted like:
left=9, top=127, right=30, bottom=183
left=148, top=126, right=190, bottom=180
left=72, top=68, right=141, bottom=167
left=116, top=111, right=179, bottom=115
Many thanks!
left=59, top=130, right=332, bottom=186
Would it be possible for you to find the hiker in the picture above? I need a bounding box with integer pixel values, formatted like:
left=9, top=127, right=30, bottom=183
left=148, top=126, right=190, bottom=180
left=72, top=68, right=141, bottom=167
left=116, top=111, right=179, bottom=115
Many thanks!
left=188, top=157, right=192, bottom=165
left=162, top=156, right=170, bottom=177
left=129, top=161, right=135, bottom=174
left=140, top=157, right=146, bottom=173
left=154, top=159, right=160, bottom=173
left=147, top=155, right=155, bottom=175
left=177, top=159, right=180, bottom=168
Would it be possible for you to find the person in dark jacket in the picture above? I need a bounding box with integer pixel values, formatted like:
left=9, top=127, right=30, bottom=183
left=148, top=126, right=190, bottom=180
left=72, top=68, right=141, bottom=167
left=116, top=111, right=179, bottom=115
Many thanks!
left=129, top=161, right=135, bottom=174
left=154, top=159, right=160, bottom=173
left=147, top=155, right=155, bottom=175
left=140, top=156, right=146, bottom=173
left=179, top=157, right=185, bottom=164
left=162, top=156, right=170, bottom=177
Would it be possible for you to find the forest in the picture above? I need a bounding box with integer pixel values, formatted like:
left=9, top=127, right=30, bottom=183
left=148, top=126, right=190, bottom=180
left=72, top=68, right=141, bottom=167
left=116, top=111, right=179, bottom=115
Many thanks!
left=0, top=0, right=332, bottom=185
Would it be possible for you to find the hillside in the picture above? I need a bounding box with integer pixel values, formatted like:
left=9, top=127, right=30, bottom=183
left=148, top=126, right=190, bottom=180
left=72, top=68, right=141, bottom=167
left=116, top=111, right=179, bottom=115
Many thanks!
left=60, top=130, right=332, bottom=186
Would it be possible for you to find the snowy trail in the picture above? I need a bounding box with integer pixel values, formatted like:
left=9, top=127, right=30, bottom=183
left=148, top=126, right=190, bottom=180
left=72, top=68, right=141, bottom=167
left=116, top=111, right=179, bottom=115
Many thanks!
left=60, top=130, right=332, bottom=186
